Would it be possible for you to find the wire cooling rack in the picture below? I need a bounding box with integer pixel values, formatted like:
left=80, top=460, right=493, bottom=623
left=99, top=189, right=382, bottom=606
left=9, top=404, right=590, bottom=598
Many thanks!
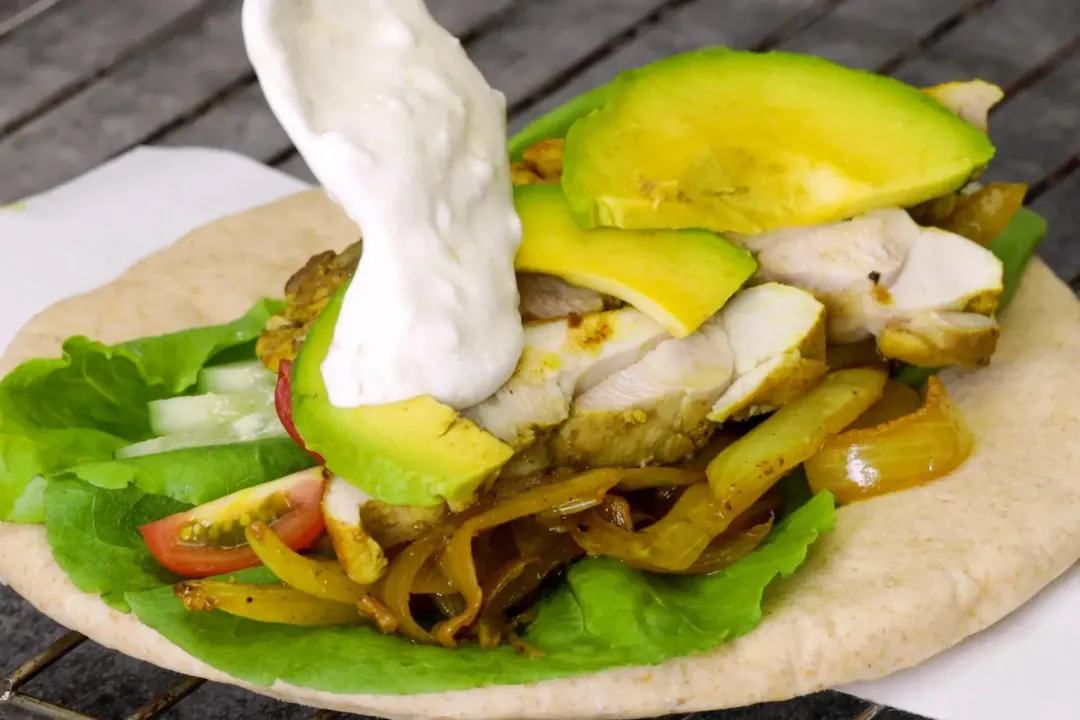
left=0, top=631, right=890, bottom=720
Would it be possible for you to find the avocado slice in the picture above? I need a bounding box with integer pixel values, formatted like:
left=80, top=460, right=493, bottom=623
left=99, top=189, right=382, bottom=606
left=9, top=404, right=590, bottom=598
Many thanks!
left=508, top=83, right=612, bottom=162
left=562, top=48, right=995, bottom=234
left=291, top=285, right=513, bottom=509
left=514, top=184, right=756, bottom=338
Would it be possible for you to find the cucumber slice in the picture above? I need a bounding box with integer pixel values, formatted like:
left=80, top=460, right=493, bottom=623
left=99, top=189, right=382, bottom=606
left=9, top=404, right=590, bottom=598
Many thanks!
left=148, top=391, right=274, bottom=436
left=196, top=360, right=276, bottom=395
left=117, top=412, right=287, bottom=459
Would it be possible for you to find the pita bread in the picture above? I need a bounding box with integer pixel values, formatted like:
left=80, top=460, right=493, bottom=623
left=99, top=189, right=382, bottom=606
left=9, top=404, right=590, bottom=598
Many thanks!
left=2, top=190, right=1078, bottom=720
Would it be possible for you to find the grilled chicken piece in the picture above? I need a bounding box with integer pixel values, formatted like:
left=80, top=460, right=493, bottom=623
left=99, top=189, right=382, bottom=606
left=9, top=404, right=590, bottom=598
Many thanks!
left=884, top=226, right=1003, bottom=316
left=923, top=80, right=1003, bottom=132
left=709, top=283, right=827, bottom=423
left=735, top=210, right=1003, bottom=364
left=523, top=138, right=565, bottom=180
left=518, top=273, right=621, bottom=322
left=359, top=497, right=448, bottom=548
left=463, top=309, right=668, bottom=448
left=324, top=475, right=448, bottom=573
left=551, top=315, right=734, bottom=467
left=878, top=311, right=1000, bottom=367
left=736, top=209, right=918, bottom=343
left=510, top=138, right=565, bottom=186
left=511, top=284, right=823, bottom=470
left=322, top=476, right=387, bottom=584
left=257, top=240, right=362, bottom=371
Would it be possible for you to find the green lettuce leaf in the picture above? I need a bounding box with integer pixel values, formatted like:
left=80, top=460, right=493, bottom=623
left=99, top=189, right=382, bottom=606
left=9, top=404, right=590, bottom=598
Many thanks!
left=0, top=299, right=282, bottom=522
left=46, top=480, right=187, bottom=610
left=126, top=492, right=834, bottom=695
left=44, top=438, right=314, bottom=611
left=50, top=438, right=315, bottom=506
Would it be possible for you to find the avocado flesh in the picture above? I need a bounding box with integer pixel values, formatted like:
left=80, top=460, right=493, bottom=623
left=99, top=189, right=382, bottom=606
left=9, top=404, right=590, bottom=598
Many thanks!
left=514, top=184, right=756, bottom=338
left=291, top=285, right=514, bottom=509
left=562, top=48, right=996, bottom=235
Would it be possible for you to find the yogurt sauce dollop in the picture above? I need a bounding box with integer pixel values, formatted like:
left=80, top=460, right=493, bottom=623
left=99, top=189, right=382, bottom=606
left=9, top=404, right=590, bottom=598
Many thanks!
left=243, top=0, right=524, bottom=409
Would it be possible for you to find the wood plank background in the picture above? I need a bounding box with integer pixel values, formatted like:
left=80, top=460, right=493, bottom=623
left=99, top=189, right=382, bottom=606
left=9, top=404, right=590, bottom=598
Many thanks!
left=1, top=0, right=1078, bottom=718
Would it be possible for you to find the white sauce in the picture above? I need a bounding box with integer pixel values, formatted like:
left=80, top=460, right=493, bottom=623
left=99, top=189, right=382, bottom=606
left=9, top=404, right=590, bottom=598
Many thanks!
left=243, top=0, right=524, bottom=409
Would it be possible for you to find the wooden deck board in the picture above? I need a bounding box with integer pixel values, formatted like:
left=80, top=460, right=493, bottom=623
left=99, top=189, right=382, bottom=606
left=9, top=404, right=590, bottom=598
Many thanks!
left=156, top=0, right=515, bottom=165
left=427, top=0, right=518, bottom=38
left=275, top=152, right=316, bottom=185
left=158, top=0, right=693, bottom=172
left=0, top=0, right=51, bottom=22
left=0, top=0, right=64, bottom=32
left=1031, top=172, right=1080, bottom=283
left=469, top=0, right=675, bottom=110
left=0, top=0, right=213, bottom=133
left=777, top=0, right=972, bottom=70
left=157, top=82, right=286, bottom=159
left=512, top=0, right=818, bottom=131
left=0, top=1, right=250, bottom=204
left=892, top=0, right=1080, bottom=88
left=985, top=51, right=1080, bottom=185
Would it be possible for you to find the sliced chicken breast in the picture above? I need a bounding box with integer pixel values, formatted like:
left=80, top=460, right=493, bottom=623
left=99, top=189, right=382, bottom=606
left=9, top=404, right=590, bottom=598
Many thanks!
left=514, top=285, right=824, bottom=469
left=464, top=308, right=669, bottom=448
left=735, top=210, right=1003, bottom=364
left=551, top=315, right=734, bottom=467
left=322, top=476, right=387, bottom=584
left=709, top=283, right=827, bottom=422
left=323, top=475, right=448, bottom=576
left=517, top=273, right=617, bottom=321
left=736, top=209, right=919, bottom=343
left=885, top=227, right=1003, bottom=316
left=879, top=310, right=1000, bottom=367
left=360, top=496, right=449, bottom=548
left=923, top=80, right=1003, bottom=132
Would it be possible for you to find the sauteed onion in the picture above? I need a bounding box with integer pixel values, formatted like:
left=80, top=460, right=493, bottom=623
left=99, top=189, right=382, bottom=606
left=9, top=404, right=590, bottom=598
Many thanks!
left=806, top=377, right=974, bottom=504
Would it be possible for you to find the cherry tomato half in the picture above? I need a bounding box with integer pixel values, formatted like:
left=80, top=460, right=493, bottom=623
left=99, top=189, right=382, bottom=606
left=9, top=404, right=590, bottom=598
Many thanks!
left=140, top=467, right=326, bottom=578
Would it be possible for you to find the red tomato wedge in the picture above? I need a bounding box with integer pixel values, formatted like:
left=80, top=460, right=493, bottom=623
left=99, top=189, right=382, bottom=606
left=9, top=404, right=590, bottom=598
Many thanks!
left=275, top=359, right=325, bottom=463
left=140, top=467, right=327, bottom=578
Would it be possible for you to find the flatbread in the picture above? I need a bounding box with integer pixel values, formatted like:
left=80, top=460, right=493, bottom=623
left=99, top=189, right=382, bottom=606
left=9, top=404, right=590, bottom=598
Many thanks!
left=2, top=190, right=1079, bottom=720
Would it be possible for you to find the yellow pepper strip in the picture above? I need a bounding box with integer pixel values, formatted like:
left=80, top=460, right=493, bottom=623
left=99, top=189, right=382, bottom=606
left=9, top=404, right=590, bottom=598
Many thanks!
left=706, top=368, right=886, bottom=521
left=245, top=521, right=369, bottom=604
left=175, top=581, right=358, bottom=626
left=616, top=467, right=705, bottom=491
left=805, top=377, right=974, bottom=505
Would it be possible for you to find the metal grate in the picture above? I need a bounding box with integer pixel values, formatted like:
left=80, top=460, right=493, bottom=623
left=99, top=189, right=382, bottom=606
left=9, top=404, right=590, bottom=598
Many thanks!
left=0, top=631, right=888, bottom=720
left=2, top=0, right=1079, bottom=717
left=0, top=631, right=324, bottom=720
